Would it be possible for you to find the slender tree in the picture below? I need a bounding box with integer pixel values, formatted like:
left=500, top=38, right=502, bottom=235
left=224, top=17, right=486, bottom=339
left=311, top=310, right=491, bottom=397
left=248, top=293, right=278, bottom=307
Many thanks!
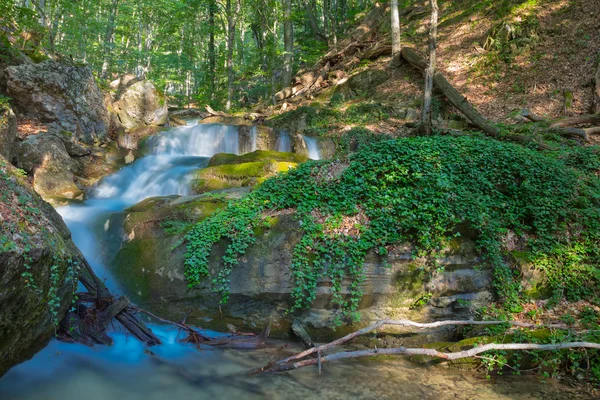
left=390, top=0, right=401, bottom=57
left=421, top=0, right=438, bottom=135
left=282, top=0, right=293, bottom=87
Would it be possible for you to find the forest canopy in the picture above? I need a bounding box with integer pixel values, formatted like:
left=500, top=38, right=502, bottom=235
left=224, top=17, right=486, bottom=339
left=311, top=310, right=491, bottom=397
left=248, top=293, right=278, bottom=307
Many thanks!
left=1, top=0, right=378, bottom=109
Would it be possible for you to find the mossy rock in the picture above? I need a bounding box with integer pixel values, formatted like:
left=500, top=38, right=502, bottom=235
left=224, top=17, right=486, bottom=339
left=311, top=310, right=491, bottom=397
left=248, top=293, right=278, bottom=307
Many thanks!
left=208, top=150, right=307, bottom=167
left=192, top=150, right=304, bottom=193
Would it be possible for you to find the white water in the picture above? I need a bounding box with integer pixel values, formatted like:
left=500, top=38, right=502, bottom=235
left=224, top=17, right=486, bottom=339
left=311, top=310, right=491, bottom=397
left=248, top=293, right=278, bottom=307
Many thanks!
left=58, top=122, right=240, bottom=287
left=302, top=135, right=321, bottom=160
left=276, top=130, right=291, bottom=153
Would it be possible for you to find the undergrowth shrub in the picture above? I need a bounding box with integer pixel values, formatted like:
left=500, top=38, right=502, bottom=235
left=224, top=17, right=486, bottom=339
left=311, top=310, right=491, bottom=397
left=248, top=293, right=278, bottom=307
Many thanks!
left=184, top=136, right=600, bottom=321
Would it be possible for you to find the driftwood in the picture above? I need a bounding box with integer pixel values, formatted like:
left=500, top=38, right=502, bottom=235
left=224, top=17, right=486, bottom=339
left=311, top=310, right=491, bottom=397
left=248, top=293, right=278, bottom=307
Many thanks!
left=254, top=319, right=595, bottom=374
left=59, top=256, right=162, bottom=346
left=258, top=342, right=600, bottom=373
left=206, top=322, right=271, bottom=349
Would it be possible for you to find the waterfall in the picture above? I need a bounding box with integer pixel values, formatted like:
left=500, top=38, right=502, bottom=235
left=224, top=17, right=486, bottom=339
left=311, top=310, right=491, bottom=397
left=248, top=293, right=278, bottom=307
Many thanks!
left=250, top=126, right=257, bottom=152
left=276, top=130, right=291, bottom=152
left=57, top=123, right=245, bottom=287
left=145, top=123, right=240, bottom=157
left=302, top=135, right=321, bottom=160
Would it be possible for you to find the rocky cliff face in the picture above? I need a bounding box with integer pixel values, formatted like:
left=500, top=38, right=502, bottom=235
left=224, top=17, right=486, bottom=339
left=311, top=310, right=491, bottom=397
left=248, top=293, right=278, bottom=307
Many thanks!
left=0, top=156, right=83, bottom=377
left=107, top=189, right=493, bottom=340
left=0, top=105, right=17, bottom=162
left=5, top=60, right=110, bottom=145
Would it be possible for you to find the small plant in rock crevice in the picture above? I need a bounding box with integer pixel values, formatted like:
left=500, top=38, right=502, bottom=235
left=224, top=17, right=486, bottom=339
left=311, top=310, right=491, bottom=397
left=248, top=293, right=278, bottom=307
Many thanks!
left=184, top=136, right=600, bottom=323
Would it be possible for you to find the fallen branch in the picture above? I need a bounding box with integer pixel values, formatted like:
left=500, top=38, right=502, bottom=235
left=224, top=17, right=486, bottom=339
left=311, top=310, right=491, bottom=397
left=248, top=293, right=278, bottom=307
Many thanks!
left=128, top=305, right=211, bottom=341
left=550, top=114, right=600, bottom=128
left=400, top=48, right=545, bottom=148
left=260, top=342, right=600, bottom=373
left=254, top=318, right=598, bottom=374
left=272, top=319, right=568, bottom=366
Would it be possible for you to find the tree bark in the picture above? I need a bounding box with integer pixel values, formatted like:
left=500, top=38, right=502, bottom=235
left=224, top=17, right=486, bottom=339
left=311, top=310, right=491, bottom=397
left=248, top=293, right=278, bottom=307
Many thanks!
left=391, top=0, right=401, bottom=57
left=595, top=61, right=600, bottom=114
left=101, top=0, right=120, bottom=80
left=421, top=0, right=438, bottom=135
left=208, top=0, right=217, bottom=100
left=225, top=0, right=241, bottom=110
left=282, top=0, right=294, bottom=88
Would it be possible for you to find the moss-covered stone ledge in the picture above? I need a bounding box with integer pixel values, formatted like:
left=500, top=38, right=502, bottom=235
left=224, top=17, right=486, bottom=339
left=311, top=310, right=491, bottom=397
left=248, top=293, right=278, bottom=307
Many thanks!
left=191, top=150, right=307, bottom=194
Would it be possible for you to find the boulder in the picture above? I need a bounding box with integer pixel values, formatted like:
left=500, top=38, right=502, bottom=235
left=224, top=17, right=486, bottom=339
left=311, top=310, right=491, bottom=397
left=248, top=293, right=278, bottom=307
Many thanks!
left=109, top=195, right=494, bottom=339
left=112, top=80, right=168, bottom=130
left=0, top=105, right=17, bottom=162
left=116, top=125, right=161, bottom=150
left=190, top=150, right=306, bottom=194
left=15, top=133, right=84, bottom=205
left=0, top=157, right=82, bottom=376
left=6, top=60, right=110, bottom=144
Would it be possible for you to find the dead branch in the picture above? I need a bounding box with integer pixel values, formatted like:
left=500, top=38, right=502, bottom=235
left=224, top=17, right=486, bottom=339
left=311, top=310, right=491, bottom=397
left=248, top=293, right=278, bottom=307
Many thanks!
left=254, top=318, right=597, bottom=374
left=272, top=319, right=568, bottom=367
left=550, top=114, right=600, bottom=128
left=128, top=305, right=211, bottom=341
left=260, top=342, right=600, bottom=373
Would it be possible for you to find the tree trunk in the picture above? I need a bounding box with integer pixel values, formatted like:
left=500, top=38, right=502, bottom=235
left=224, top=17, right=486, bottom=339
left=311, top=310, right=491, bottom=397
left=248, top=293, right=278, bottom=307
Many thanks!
left=594, top=61, right=600, bottom=114
left=282, top=0, right=294, bottom=87
left=101, top=0, right=120, bottom=80
left=208, top=0, right=217, bottom=101
left=421, top=0, right=438, bottom=135
left=225, top=0, right=241, bottom=110
left=391, top=0, right=401, bottom=57
left=304, top=0, right=326, bottom=42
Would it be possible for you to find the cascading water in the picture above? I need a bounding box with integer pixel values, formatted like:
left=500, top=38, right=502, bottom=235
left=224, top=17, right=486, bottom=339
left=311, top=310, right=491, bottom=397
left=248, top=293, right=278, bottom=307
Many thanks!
left=302, top=135, right=321, bottom=160
left=0, top=121, right=562, bottom=400
left=276, top=130, right=291, bottom=153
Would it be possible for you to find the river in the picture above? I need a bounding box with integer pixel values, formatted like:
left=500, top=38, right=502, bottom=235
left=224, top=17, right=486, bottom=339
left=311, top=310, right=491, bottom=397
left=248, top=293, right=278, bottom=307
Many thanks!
left=0, top=122, right=586, bottom=399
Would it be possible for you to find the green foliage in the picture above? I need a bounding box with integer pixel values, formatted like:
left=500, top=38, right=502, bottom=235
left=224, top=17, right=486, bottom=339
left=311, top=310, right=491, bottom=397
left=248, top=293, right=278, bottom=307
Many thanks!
left=184, top=136, right=600, bottom=322
left=267, top=103, right=393, bottom=136
left=335, top=127, right=392, bottom=154
left=0, top=95, right=11, bottom=112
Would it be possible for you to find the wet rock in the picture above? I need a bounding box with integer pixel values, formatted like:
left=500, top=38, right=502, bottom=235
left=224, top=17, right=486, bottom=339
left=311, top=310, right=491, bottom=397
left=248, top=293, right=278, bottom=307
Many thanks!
left=0, top=157, right=82, bottom=376
left=112, top=80, right=169, bottom=130
left=116, top=125, right=161, bottom=150
left=0, top=105, right=17, bottom=162
left=191, top=150, right=306, bottom=194
left=15, top=133, right=84, bottom=205
left=6, top=60, right=110, bottom=144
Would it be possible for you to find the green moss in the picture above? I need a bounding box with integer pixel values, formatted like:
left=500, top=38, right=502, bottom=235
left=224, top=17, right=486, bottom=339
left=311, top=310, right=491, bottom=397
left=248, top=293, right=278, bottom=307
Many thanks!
left=208, top=150, right=308, bottom=167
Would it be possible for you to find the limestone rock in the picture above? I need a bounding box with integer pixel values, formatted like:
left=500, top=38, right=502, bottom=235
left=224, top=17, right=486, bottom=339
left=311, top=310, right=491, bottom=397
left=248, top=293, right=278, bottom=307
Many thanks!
left=16, top=133, right=84, bottom=205
left=113, top=81, right=168, bottom=130
left=0, top=157, right=82, bottom=376
left=0, top=106, right=17, bottom=162
left=109, top=198, right=494, bottom=339
left=6, top=60, right=110, bottom=144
